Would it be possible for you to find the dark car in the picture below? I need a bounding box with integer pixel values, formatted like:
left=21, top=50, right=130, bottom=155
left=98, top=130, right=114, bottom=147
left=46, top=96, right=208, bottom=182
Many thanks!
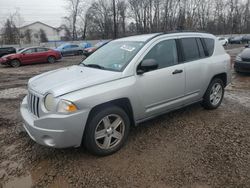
left=234, top=45, right=250, bottom=73
left=229, top=36, right=243, bottom=44
left=242, top=35, right=250, bottom=44
left=0, top=47, right=62, bottom=67
left=0, top=47, right=16, bottom=57
left=83, top=41, right=109, bottom=57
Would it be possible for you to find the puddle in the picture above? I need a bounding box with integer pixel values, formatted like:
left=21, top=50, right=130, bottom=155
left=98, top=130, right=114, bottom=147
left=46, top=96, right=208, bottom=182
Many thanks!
left=0, top=88, right=27, bottom=99
left=3, top=160, right=71, bottom=188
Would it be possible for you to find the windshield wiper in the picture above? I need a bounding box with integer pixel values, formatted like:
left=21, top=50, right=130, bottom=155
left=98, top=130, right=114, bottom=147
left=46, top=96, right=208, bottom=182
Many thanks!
left=82, top=63, right=106, bottom=70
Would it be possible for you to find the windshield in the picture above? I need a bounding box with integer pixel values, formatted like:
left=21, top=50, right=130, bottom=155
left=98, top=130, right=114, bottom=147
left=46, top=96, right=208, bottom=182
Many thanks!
left=81, top=41, right=145, bottom=71
left=18, top=48, right=28, bottom=54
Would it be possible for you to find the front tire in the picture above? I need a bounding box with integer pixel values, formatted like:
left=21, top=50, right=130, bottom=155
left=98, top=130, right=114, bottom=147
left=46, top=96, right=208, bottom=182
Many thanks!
left=202, top=78, right=224, bottom=110
left=10, top=59, right=21, bottom=67
left=84, top=106, right=130, bottom=156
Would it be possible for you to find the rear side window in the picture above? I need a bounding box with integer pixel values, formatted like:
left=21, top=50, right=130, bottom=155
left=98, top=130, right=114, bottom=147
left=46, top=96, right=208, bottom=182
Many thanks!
left=203, top=38, right=215, bottom=56
left=37, top=48, right=48, bottom=52
left=24, top=48, right=36, bottom=54
left=181, top=38, right=200, bottom=61
left=196, top=38, right=206, bottom=58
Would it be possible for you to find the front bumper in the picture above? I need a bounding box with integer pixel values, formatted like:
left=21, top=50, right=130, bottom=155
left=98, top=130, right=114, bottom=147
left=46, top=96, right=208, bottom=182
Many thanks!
left=20, top=96, right=90, bottom=148
left=234, top=61, right=250, bottom=73
left=0, top=58, right=9, bottom=65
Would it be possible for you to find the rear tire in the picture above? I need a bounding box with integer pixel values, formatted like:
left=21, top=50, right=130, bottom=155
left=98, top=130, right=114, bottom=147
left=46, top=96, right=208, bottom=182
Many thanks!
left=202, top=78, right=224, bottom=110
left=84, top=106, right=130, bottom=156
left=10, top=59, right=21, bottom=67
left=48, top=56, right=56, bottom=63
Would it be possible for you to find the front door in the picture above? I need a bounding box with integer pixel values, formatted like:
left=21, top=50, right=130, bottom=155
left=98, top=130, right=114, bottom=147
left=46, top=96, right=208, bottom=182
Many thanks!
left=136, top=39, right=185, bottom=118
left=20, top=48, right=37, bottom=64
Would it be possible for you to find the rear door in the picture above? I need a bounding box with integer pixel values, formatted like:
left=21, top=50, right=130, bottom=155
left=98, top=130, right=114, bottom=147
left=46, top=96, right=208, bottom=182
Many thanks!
left=36, top=48, right=49, bottom=62
left=180, top=37, right=211, bottom=103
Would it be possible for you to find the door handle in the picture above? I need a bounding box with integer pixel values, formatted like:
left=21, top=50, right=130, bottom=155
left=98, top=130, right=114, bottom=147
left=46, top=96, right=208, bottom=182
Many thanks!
left=172, top=69, right=183, bottom=74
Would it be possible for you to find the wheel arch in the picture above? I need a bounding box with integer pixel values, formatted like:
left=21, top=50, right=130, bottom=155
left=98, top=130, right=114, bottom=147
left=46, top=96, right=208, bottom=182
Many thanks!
left=210, top=72, right=227, bottom=88
left=47, top=55, right=56, bottom=59
left=86, top=98, right=136, bottom=127
left=10, top=58, right=21, bottom=65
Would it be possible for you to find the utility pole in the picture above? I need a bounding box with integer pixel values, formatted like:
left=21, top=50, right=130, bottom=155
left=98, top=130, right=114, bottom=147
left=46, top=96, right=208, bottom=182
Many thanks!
left=113, top=0, right=117, bottom=39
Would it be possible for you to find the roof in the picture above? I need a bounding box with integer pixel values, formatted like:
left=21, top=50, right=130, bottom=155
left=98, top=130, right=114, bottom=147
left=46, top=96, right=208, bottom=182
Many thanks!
left=19, top=21, right=59, bottom=31
left=114, top=31, right=214, bottom=42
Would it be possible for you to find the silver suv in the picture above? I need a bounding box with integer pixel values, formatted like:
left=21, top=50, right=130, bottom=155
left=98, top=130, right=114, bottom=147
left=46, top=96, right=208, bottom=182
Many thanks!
left=21, top=32, right=231, bottom=155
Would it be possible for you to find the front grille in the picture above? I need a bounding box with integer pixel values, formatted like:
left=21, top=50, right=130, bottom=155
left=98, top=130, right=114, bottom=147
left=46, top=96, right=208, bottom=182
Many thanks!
left=27, top=92, right=40, bottom=117
left=242, top=58, right=250, bottom=62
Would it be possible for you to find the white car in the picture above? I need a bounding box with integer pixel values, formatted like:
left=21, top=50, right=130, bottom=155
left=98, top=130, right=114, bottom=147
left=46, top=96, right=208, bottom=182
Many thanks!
left=217, top=37, right=228, bottom=46
left=21, top=32, right=231, bottom=155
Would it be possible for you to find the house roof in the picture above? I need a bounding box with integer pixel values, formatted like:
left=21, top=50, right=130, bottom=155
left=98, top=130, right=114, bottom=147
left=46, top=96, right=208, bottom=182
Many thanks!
left=19, top=21, right=59, bottom=31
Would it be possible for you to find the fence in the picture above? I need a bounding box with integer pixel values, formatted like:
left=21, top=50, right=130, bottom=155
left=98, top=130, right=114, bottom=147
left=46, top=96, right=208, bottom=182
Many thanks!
left=0, top=40, right=105, bottom=50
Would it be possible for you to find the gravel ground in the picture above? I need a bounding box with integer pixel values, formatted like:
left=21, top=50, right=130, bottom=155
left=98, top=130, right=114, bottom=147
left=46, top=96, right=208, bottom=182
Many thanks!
left=0, top=49, right=250, bottom=188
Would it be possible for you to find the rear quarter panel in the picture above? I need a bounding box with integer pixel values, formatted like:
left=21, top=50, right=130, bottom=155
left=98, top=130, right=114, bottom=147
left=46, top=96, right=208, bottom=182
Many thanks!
left=201, top=39, right=231, bottom=95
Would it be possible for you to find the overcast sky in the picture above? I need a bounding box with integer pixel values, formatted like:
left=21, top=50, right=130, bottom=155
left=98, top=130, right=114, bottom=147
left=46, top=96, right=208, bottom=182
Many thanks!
left=0, top=0, right=68, bottom=27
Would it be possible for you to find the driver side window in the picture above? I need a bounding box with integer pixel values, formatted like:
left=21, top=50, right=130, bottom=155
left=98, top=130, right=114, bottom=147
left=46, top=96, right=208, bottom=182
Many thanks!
left=23, top=48, right=36, bottom=54
left=143, top=39, right=178, bottom=69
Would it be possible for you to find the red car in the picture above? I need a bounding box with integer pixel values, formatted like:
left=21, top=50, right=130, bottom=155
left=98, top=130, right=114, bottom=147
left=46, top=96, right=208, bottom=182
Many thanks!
left=0, top=47, right=62, bottom=67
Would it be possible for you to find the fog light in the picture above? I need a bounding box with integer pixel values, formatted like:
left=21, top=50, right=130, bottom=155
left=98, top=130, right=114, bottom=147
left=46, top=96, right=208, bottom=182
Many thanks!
left=42, top=136, right=55, bottom=147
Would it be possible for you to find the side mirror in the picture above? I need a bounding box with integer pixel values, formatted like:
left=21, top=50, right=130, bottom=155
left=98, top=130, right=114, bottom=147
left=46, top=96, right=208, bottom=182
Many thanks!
left=245, top=44, right=249, bottom=48
left=137, top=59, right=158, bottom=75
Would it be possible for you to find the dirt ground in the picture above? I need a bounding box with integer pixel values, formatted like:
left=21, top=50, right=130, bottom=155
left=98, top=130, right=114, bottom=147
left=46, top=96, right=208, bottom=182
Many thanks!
left=0, top=46, right=250, bottom=188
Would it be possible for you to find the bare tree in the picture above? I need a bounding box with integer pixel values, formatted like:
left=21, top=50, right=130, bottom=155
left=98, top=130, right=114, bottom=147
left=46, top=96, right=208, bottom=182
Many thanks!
left=65, top=0, right=86, bottom=40
left=23, top=29, right=32, bottom=44
left=39, top=29, right=48, bottom=42
left=2, top=19, right=19, bottom=45
left=63, top=0, right=250, bottom=40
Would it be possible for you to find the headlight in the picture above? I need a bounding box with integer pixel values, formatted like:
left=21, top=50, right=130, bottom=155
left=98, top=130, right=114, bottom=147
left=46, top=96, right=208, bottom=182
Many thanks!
left=44, top=94, right=55, bottom=111
left=235, top=55, right=242, bottom=61
left=57, top=100, right=78, bottom=113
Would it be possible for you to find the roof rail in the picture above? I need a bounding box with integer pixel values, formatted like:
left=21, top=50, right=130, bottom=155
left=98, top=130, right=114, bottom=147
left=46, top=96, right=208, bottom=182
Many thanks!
left=163, top=29, right=210, bottom=34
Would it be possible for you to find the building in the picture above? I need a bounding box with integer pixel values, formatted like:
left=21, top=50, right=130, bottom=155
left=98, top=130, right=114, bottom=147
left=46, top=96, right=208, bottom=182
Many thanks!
left=19, top=21, right=62, bottom=44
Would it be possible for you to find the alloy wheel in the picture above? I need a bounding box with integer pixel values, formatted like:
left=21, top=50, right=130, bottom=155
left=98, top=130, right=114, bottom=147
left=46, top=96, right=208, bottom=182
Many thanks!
left=94, top=114, right=125, bottom=150
left=210, top=83, right=223, bottom=106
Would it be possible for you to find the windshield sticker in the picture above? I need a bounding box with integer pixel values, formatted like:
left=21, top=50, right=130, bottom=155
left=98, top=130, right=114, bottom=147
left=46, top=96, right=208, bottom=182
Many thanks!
left=120, top=45, right=136, bottom=52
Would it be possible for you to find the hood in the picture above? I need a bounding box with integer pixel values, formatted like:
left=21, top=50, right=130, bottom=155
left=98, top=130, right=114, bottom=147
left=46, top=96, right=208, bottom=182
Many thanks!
left=2, top=53, right=17, bottom=58
left=28, top=65, right=123, bottom=97
left=240, top=48, right=250, bottom=58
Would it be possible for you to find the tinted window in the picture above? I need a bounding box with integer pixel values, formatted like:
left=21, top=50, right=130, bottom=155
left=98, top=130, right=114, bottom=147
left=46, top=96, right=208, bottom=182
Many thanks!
left=63, top=45, right=70, bottom=49
left=143, top=39, right=178, bottom=69
left=203, top=38, right=215, bottom=56
left=181, top=38, right=200, bottom=61
left=196, top=38, right=206, bottom=58
left=71, top=45, right=79, bottom=48
left=37, top=48, right=48, bottom=52
left=23, top=48, right=36, bottom=54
